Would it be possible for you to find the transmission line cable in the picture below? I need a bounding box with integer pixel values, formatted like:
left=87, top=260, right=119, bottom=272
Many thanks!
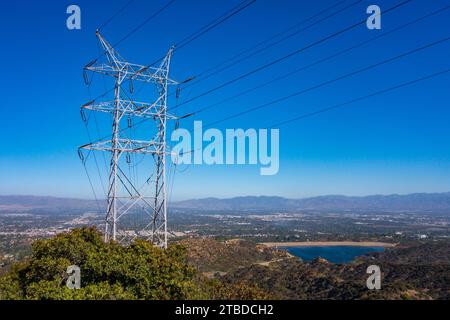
left=187, top=4, right=450, bottom=117
left=88, top=0, right=256, bottom=103
left=170, top=0, right=412, bottom=110
left=178, top=67, right=450, bottom=156
left=90, top=1, right=444, bottom=144
left=92, top=0, right=176, bottom=62
left=176, top=0, right=257, bottom=51
left=179, top=0, right=361, bottom=91
left=203, top=35, right=450, bottom=128
left=189, top=0, right=347, bottom=80
left=141, top=0, right=258, bottom=71
left=112, top=0, right=176, bottom=49
left=97, top=0, right=136, bottom=31
left=269, top=68, right=450, bottom=128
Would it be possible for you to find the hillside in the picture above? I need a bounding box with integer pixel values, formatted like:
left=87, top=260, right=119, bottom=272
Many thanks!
left=220, top=242, right=450, bottom=300
left=178, top=238, right=450, bottom=300
left=1, top=229, right=449, bottom=300
left=181, top=238, right=291, bottom=274
left=174, top=238, right=450, bottom=300
left=0, top=228, right=272, bottom=300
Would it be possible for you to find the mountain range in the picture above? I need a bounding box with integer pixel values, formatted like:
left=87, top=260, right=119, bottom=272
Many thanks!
left=0, top=195, right=99, bottom=211
left=2, top=192, right=450, bottom=212
left=172, top=193, right=450, bottom=211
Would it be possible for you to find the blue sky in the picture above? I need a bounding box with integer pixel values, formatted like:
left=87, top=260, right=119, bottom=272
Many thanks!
left=1, top=0, right=450, bottom=200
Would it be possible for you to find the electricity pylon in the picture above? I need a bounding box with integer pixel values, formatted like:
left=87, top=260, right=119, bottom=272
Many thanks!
left=79, top=31, right=178, bottom=248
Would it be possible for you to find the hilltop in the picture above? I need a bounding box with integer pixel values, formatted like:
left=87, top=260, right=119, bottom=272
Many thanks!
left=180, top=238, right=291, bottom=275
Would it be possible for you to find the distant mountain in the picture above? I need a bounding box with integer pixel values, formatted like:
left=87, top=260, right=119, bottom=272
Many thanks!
left=2, top=192, right=450, bottom=213
left=172, top=196, right=297, bottom=211
left=0, top=195, right=99, bottom=212
left=171, top=193, right=450, bottom=212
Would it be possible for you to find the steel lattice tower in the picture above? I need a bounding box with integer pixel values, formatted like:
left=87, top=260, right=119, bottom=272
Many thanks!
left=80, top=31, right=177, bottom=248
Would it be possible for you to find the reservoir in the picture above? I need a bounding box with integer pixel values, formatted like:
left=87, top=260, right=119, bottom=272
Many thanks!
left=284, top=245, right=385, bottom=264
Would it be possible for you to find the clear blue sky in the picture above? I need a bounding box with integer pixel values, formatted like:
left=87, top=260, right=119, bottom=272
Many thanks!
left=1, top=0, right=450, bottom=200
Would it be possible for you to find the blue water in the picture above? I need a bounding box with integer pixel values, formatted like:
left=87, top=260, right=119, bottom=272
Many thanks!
left=284, top=246, right=385, bottom=264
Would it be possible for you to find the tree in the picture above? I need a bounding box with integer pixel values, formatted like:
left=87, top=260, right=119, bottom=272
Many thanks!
left=0, top=227, right=202, bottom=300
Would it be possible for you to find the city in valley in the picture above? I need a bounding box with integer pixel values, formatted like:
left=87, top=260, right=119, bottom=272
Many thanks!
left=1, top=194, right=449, bottom=267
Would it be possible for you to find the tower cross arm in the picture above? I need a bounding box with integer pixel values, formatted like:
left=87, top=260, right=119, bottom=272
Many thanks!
left=80, top=138, right=173, bottom=155
left=85, top=62, right=178, bottom=85
left=81, top=98, right=178, bottom=119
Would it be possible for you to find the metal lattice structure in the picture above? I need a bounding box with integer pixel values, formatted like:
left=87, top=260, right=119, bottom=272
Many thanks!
left=80, top=31, right=178, bottom=248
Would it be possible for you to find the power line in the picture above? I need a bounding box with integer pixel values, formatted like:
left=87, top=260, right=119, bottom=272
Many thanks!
left=81, top=113, right=108, bottom=197
left=179, top=67, right=450, bottom=156
left=88, top=0, right=256, bottom=103
left=269, top=68, right=450, bottom=128
left=145, top=0, right=258, bottom=68
left=112, top=0, right=176, bottom=49
left=90, top=0, right=175, bottom=63
left=97, top=0, right=136, bottom=31
left=170, top=0, right=412, bottom=110
left=188, top=0, right=347, bottom=80
left=176, top=0, right=257, bottom=51
left=90, top=0, right=176, bottom=63
left=179, top=0, right=360, bottom=91
left=83, top=73, right=109, bottom=198
left=80, top=156, right=103, bottom=214
left=129, top=0, right=258, bottom=98
left=203, top=35, right=450, bottom=128
left=93, top=2, right=447, bottom=142
left=191, top=4, right=450, bottom=117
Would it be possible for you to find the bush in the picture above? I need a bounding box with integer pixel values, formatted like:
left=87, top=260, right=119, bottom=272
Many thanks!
left=0, top=227, right=201, bottom=300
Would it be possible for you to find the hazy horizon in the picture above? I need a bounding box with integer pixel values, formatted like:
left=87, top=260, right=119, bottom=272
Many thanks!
left=2, top=190, right=450, bottom=202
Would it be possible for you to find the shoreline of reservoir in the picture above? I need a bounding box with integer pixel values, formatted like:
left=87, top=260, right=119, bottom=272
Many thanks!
left=261, top=241, right=396, bottom=248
